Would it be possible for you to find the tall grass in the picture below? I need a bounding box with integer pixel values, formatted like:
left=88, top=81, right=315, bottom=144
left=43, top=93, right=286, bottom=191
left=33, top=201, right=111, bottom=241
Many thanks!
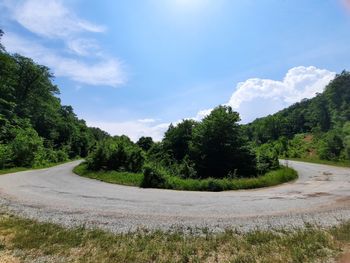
left=74, top=163, right=143, bottom=186
left=153, top=166, right=297, bottom=191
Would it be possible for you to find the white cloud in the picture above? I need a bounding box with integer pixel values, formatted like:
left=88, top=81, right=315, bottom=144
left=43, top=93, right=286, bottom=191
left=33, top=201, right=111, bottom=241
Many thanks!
left=66, top=39, right=100, bottom=56
left=194, top=66, right=336, bottom=123
left=1, top=0, right=126, bottom=87
left=3, top=33, right=126, bottom=87
left=137, top=118, right=157, bottom=123
left=87, top=120, right=170, bottom=142
left=88, top=66, right=335, bottom=140
left=193, top=108, right=212, bottom=120
left=227, top=66, right=335, bottom=122
left=11, top=0, right=105, bottom=39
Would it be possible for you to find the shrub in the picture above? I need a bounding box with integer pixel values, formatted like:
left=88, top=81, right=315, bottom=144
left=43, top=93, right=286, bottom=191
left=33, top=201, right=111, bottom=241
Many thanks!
left=141, top=163, right=167, bottom=188
left=87, top=136, right=145, bottom=172
left=0, top=143, right=12, bottom=168
left=44, top=148, right=69, bottom=164
left=9, top=127, right=45, bottom=167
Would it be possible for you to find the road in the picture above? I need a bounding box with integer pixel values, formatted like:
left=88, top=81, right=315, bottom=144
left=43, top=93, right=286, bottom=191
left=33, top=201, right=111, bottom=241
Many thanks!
left=0, top=160, right=349, bottom=232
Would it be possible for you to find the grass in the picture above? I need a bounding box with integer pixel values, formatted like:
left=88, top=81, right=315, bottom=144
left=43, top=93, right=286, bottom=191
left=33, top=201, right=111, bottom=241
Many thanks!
left=0, top=212, right=349, bottom=262
left=74, top=163, right=297, bottom=191
left=74, top=163, right=143, bottom=186
left=287, top=157, right=350, bottom=168
left=0, top=167, right=29, bottom=175
left=0, top=159, right=80, bottom=175
left=162, top=167, right=297, bottom=191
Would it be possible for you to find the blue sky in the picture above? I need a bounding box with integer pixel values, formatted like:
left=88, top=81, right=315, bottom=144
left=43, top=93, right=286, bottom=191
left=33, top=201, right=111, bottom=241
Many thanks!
left=1, top=0, right=350, bottom=140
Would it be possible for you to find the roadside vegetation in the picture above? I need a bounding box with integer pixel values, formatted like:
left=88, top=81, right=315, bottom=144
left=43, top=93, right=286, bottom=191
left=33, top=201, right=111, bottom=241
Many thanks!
left=0, top=159, right=80, bottom=175
left=0, top=213, right=349, bottom=263
left=74, top=163, right=143, bottom=186
left=75, top=162, right=296, bottom=191
left=79, top=106, right=291, bottom=191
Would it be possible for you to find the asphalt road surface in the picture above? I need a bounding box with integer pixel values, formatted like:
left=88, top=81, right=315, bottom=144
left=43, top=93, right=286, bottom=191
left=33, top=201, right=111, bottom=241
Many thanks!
left=0, top=160, right=349, bottom=232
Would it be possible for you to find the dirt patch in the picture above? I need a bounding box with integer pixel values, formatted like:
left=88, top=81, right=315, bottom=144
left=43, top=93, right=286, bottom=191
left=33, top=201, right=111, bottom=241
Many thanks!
left=336, top=196, right=350, bottom=205
left=303, top=134, right=314, bottom=142
left=0, top=251, right=20, bottom=263
left=338, top=246, right=350, bottom=263
left=306, top=192, right=332, bottom=198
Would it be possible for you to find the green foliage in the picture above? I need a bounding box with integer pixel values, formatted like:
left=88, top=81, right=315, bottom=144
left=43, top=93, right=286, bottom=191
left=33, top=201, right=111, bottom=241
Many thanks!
left=245, top=71, right=350, bottom=163
left=141, top=166, right=297, bottom=191
left=0, top=144, right=12, bottom=169
left=162, top=119, right=197, bottom=162
left=136, top=136, right=154, bottom=152
left=87, top=136, right=145, bottom=172
left=317, top=130, right=344, bottom=161
left=9, top=126, right=44, bottom=167
left=255, top=144, right=280, bottom=174
left=74, top=163, right=143, bottom=186
left=190, top=106, right=257, bottom=178
left=141, top=163, right=167, bottom=188
left=0, top=30, right=106, bottom=168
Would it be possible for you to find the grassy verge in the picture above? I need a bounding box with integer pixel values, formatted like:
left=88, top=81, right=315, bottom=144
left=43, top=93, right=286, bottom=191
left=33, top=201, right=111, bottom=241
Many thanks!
left=0, top=213, right=348, bottom=262
left=74, top=163, right=297, bottom=191
left=160, top=167, right=297, bottom=191
left=73, top=163, right=143, bottom=186
left=0, top=159, right=80, bottom=175
left=287, top=157, right=350, bottom=168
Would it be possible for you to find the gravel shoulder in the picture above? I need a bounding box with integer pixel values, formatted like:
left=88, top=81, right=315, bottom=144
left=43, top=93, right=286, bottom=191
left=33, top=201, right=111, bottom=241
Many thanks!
left=0, top=160, right=349, bottom=232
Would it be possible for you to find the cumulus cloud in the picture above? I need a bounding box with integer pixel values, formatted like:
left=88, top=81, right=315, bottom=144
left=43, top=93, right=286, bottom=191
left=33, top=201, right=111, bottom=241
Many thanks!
left=86, top=66, right=335, bottom=140
left=3, top=33, right=126, bottom=87
left=227, top=66, right=335, bottom=122
left=87, top=119, right=169, bottom=142
left=194, top=66, right=335, bottom=123
left=1, top=0, right=126, bottom=87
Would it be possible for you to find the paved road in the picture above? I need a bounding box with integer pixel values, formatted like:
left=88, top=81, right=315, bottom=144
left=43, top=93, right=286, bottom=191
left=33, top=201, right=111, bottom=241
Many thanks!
left=0, top=160, right=349, bottom=232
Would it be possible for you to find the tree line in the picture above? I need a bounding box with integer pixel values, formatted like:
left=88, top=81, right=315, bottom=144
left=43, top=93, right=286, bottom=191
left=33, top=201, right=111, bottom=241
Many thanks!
left=0, top=30, right=109, bottom=168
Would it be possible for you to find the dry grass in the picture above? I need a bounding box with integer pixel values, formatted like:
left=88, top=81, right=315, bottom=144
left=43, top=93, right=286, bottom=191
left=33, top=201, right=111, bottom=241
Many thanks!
left=0, top=213, right=349, bottom=262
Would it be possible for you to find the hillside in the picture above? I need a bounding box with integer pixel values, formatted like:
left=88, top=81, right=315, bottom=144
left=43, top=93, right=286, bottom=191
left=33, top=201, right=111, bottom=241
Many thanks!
left=245, top=71, right=350, bottom=162
left=0, top=30, right=109, bottom=168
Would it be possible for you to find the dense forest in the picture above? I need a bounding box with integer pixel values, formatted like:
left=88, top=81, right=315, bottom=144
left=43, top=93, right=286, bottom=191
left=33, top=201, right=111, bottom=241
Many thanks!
left=0, top=30, right=109, bottom=169
left=245, top=71, right=350, bottom=163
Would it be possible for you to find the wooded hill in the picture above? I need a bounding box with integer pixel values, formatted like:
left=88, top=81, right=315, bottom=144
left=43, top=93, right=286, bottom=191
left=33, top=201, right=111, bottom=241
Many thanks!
left=0, top=30, right=109, bottom=168
left=245, top=71, right=350, bottom=162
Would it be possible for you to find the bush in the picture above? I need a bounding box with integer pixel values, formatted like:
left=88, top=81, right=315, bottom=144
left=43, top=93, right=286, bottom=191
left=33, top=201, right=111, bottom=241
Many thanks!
left=255, top=144, right=280, bottom=175
left=44, top=148, right=69, bottom=164
left=0, top=143, right=12, bottom=168
left=9, top=127, right=45, bottom=167
left=140, top=163, right=297, bottom=191
left=141, top=164, right=167, bottom=188
left=87, top=136, right=145, bottom=172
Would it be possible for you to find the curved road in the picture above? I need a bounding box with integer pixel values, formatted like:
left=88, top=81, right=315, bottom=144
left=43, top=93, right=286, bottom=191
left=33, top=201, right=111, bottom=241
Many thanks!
left=0, top=160, right=349, bottom=232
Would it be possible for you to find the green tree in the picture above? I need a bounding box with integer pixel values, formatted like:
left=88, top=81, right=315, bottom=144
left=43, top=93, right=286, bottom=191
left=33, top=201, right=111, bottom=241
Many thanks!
left=190, top=106, right=256, bottom=178
left=136, top=136, right=154, bottom=152
left=9, top=126, right=44, bottom=167
left=163, top=119, right=197, bottom=162
left=87, top=136, right=145, bottom=172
